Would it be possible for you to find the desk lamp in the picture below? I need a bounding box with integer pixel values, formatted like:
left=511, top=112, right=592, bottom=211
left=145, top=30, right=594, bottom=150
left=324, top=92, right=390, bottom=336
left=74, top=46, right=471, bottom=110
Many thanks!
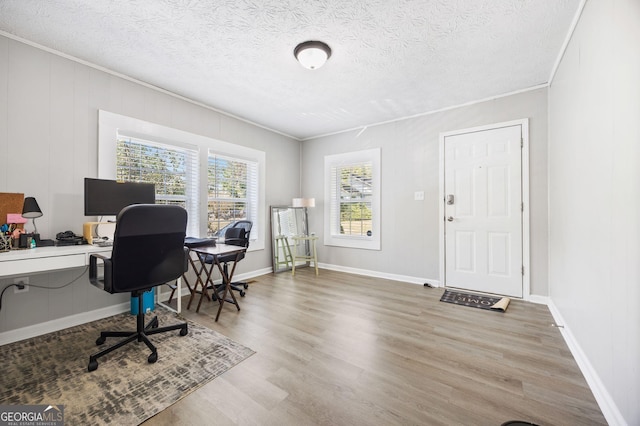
left=22, top=196, right=43, bottom=236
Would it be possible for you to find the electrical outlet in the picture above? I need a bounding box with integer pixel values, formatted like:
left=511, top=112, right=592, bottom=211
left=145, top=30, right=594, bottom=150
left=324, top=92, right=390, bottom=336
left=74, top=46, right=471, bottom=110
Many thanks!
left=414, top=191, right=424, bottom=201
left=14, top=285, right=29, bottom=293
left=14, top=277, right=29, bottom=293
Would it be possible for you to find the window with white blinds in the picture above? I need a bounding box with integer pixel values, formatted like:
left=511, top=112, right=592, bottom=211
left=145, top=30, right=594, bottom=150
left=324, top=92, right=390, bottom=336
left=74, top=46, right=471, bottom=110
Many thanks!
left=116, top=136, right=199, bottom=237
left=207, top=152, right=259, bottom=239
left=99, top=110, right=266, bottom=250
left=324, top=148, right=381, bottom=250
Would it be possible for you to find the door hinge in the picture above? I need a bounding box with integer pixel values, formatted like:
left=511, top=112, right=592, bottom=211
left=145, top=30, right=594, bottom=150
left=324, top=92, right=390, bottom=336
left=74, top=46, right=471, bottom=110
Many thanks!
left=522, top=266, right=525, bottom=276
left=521, top=202, right=524, bottom=212
left=521, top=138, right=523, bottom=148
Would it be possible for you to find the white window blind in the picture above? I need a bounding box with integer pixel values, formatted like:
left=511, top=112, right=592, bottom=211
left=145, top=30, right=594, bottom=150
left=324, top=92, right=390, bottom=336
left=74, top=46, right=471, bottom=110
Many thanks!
left=116, top=136, right=199, bottom=237
left=332, top=163, right=373, bottom=236
left=207, top=151, right=259, bottom=240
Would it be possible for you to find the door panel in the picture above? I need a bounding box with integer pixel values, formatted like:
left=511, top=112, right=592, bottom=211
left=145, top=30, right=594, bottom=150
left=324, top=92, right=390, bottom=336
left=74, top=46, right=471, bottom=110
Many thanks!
left=444, top=125, right=523, bottom=297
left=455, top=231, right=476, bottom=272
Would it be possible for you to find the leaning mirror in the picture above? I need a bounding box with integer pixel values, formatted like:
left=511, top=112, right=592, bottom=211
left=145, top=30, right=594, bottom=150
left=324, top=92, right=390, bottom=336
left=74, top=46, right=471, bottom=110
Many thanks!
left=270, top=206, right=308, bottom=273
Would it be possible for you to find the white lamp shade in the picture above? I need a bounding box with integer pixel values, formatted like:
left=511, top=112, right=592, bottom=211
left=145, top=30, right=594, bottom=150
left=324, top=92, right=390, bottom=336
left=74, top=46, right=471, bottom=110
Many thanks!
left=292, top=198, right=315, bottom=208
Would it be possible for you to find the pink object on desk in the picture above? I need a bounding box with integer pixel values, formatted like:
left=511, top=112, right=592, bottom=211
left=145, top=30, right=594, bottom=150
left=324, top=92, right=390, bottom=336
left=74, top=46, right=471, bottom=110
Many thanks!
left=7, top=213, right=27, bottom=224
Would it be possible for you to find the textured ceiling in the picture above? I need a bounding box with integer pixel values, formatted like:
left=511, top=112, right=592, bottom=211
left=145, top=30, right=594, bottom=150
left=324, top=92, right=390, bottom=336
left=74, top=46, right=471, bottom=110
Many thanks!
left=0, top=0, right=580, bottom=140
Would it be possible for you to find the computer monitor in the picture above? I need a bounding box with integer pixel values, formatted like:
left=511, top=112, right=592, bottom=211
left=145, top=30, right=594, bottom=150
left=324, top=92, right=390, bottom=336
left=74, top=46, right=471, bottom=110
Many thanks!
left=84, top=178, right=155, bottom=217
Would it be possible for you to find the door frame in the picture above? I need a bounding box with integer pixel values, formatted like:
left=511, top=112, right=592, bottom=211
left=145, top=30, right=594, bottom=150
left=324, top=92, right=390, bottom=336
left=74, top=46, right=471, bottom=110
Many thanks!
left=438, top=119, right=531, bottom=299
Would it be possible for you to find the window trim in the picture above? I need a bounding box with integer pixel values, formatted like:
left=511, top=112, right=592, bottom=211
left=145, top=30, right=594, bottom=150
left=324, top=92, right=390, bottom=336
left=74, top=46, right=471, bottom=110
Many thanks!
left=324, top=148, right=381, bottom=250
left=98, top=110, right=266, bottom=251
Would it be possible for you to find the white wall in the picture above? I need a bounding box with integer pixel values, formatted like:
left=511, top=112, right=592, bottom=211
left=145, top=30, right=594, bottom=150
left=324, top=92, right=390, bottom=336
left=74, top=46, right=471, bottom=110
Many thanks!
left=548, top=0, right=640, bottom=424
left=302, top=88, right=549, bottom=296
left=0, top=36, right=300, bottom=333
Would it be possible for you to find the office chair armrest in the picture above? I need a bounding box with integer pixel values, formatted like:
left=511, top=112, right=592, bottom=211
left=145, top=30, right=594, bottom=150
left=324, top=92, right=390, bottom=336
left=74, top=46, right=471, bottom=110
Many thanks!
left=89, top=253, right=112, bottom=291
left=183, top=247, right=189, bottom=272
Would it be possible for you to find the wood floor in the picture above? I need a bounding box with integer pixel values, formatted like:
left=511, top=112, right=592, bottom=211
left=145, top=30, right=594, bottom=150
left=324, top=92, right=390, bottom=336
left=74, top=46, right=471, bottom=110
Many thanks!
left=145, top=269, right=606, bottom=426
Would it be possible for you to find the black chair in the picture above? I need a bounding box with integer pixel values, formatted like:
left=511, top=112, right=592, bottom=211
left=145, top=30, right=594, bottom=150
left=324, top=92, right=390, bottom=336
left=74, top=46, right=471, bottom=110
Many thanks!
left=220, top=221, right=252, bottom=297
left=87, top=204, right=189, bottom=372
left=200, top=220, right=252, bottom=298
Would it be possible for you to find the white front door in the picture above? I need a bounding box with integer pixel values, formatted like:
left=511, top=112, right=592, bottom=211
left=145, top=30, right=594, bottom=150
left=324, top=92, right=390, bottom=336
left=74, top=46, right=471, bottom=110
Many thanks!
left=443, top=124, right=523, bottom=297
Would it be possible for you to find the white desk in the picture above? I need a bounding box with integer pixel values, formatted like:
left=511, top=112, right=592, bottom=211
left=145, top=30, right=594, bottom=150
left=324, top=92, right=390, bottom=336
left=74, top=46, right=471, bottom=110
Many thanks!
left=0, top=245, right=112, bottom=277
left=0, top=244, right=184, bottom=313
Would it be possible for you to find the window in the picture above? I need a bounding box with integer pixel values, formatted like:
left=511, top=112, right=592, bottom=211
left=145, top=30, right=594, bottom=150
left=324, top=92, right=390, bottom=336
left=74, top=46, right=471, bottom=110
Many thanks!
left=98, top=110, right=266, bottom=251
left=324, top=148, right=381, bottom=250
left=207, top=152, right=259, bottom=239
left=116, top=136, right=199, bottom=237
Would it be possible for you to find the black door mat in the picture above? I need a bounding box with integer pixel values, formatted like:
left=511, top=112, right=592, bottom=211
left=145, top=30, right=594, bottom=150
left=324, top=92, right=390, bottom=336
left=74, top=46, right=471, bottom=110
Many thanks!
left=440, top=289, right=511, bottom=312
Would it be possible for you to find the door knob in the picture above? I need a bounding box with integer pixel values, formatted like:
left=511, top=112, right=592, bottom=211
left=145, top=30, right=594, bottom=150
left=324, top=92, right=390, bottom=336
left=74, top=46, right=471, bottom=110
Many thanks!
left=447, top=216, right=454, bottom=222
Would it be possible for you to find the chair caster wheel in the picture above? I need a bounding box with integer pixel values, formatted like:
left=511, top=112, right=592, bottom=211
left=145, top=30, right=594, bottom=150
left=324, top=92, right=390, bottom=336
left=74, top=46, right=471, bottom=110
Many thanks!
left=240, top=290, right=246, bottom=297
left=180, top=327, right=188, bottom=336
left=148, top=352, right=158, bottom=363
left=88, top=359, right=98, bottom=372
left=96, top=336, right=106, bottom=345
left=243, top=284, right=248, bottom=289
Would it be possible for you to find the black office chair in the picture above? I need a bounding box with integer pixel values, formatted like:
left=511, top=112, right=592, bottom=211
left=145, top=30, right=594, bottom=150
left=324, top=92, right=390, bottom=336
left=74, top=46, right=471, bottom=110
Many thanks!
left=87, top=204, right=189, bottom=372
left=224, top=221, right=252, bottom=296
left=206, top=220, right=252, bottom=297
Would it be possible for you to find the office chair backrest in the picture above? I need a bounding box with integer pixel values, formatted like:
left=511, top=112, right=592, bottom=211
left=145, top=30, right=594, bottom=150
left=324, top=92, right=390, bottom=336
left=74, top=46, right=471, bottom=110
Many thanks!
left=216, top=222, right=251, bottom=265
left=232, top=220, right=252, bottom=239
left=109, top=204, right=188, bottom=293
left=224, top=227, right=249, bottom=248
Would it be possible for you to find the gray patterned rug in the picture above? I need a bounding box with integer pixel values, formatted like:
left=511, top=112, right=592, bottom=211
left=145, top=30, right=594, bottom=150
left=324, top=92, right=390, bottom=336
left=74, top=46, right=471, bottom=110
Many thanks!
left=0, top=308, right=254, bottom=425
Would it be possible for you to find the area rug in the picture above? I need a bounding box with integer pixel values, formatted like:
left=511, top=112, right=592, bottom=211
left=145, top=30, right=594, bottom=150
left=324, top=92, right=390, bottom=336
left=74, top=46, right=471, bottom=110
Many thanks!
left=440, top=289, right=511, bottom=312
left=0, top=308, right=255, bottom=425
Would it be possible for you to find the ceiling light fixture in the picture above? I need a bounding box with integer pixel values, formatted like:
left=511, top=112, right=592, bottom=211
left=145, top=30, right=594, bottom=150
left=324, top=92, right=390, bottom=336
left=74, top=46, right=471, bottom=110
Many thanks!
left=294, top=41, right=331, bottom=70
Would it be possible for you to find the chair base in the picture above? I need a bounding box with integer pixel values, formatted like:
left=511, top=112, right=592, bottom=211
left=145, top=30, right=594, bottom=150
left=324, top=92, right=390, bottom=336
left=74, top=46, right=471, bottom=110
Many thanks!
left=87, top=292, right=188, bottom=372
left=230, top=281, right=249, bottom=297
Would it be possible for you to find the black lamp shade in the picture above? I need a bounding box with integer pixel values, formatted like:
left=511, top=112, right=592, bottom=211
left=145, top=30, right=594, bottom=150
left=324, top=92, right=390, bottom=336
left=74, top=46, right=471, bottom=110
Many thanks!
left=22, top=197, right=43, bottom=219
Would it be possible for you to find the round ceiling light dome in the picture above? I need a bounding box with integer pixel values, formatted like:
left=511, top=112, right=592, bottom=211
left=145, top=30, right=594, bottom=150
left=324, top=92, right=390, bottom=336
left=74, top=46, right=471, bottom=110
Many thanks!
left=294, top=41, right=332, bottom=70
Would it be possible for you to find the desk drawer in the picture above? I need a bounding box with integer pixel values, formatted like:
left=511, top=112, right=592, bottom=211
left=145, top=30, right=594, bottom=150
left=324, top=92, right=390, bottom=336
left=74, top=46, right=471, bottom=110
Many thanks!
left=1, top=253, right=86, bottom=277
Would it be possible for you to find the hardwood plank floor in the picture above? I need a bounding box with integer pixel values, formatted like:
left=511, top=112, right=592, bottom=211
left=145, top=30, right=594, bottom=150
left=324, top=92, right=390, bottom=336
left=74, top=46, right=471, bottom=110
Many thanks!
left=145, top=269, right=606, bottom=426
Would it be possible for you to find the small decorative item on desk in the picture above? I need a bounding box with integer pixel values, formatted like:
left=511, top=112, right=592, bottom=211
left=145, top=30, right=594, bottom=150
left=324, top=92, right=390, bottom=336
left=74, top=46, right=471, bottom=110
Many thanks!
left=0, top=228, right=11, bottom=252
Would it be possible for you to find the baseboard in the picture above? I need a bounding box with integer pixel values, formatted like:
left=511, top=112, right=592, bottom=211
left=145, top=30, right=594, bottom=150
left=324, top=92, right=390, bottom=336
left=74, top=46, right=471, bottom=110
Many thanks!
left=234, top=267, right=273, bottom=282
left=318, top=262, right=440, bottom=287
left=547, top=300, right=626, bottom=426
left=163, top=268, right=271, bottom=290
left=0, top=302, right=129, bottom=346
left=525, top=294, right=549, bottom=305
